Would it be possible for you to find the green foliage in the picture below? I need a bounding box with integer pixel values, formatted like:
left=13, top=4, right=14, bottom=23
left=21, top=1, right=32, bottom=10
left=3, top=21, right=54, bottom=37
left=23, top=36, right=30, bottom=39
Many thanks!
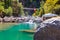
left=0, top=1, right=4, bottom=11
left=0, top=2, right=4, bottom=6
left=18, top=3, right=25, bottom=16
left=43, top=0, right=58, bottom=13
left=33, top=0, right=60, bottom=16
left=0, top=5, right=4, bottom=11
left=4, top=0, right=12, bottom=9
left=33, top=9, right=40, bottom=16
left=4, top=7, right=13, bottom=16
left=53, top=5, right=60, bottom=15
left=54, top=5, right=60, bottom=9
left=8, top=7, right=13, bottom=14
left=32, top=0, right=45, bottom=16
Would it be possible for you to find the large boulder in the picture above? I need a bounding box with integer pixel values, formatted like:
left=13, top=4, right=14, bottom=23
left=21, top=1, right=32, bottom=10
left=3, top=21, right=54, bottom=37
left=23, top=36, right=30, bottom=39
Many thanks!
left=34, top=17, right=60, bottom=40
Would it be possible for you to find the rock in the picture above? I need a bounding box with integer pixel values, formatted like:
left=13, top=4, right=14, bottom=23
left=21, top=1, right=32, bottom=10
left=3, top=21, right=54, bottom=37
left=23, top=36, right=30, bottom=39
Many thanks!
left=34, top=17, right=60, bottom=40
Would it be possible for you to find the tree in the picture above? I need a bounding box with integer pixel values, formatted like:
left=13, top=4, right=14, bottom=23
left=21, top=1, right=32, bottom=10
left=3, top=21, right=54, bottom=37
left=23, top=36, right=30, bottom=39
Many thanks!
left=4, top=6, right=13, bottom=16
left=32, top=0, right=45, bottom=16
left=33, top=0, right=60, bottom=16
left=4, top=0, right=11, bottom=9
left=18, top=3, right=25, bottom=16
left=43, top=0, right=58, bottom=13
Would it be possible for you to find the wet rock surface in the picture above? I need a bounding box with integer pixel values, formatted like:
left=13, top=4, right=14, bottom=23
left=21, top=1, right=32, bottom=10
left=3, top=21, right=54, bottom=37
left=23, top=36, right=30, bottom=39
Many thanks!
left=34, top=17, right=60, bottom=40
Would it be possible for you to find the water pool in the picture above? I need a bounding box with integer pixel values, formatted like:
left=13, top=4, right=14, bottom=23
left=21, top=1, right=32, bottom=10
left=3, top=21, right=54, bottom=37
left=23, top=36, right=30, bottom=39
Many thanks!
left=0, top=23, right=34, bottom=40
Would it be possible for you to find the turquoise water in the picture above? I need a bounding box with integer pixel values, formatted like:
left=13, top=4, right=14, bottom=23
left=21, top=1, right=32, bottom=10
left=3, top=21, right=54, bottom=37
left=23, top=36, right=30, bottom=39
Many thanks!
left=0, top=23, right=34, bottom=40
